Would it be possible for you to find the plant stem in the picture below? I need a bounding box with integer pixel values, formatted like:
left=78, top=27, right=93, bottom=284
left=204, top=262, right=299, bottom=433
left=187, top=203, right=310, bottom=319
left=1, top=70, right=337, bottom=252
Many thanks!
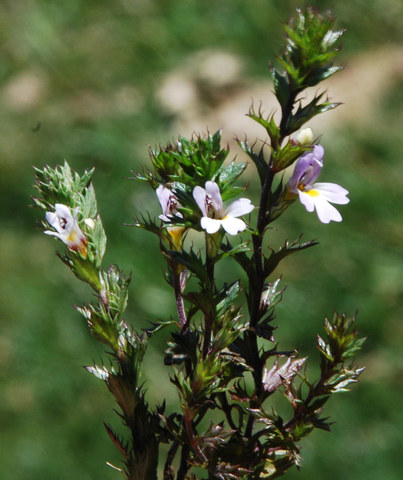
left=249, top=156, right=275, bottom=328
left=245, top=156, right=276, bottom=436
left=177, top=445, right=190, bottom=480
left=164, top=440, right=179, bottom=480
left=173, top=269, right=188, bottom=332
left=218, top=392, right=237, bottom=431
left=203, top=237, right=215, bottom=358
left=246, top=92, right=295, bottom=437
left=279, top=91, right=298, bottom=138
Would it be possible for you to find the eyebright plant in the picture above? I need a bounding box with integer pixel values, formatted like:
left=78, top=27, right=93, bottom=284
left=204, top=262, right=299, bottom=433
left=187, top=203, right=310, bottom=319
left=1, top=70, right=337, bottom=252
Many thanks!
left=33, top=8, right=364, bottom=480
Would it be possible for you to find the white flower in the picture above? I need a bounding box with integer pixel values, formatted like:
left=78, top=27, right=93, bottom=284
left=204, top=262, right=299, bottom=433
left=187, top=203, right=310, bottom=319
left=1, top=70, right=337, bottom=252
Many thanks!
left=45, top=203, right=87, bottom=255
left=193, top=181, right=254, bottom=235
left=156, top=185, right=185, bottom=249
left=287, top=145, right=349, bottom=224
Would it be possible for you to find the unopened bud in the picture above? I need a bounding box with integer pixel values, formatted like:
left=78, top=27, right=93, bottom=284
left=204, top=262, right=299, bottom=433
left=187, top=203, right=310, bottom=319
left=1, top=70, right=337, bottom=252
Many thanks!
left=296, top=128, right=313, bottom=146
left=85, top=218, right=96, bottom=229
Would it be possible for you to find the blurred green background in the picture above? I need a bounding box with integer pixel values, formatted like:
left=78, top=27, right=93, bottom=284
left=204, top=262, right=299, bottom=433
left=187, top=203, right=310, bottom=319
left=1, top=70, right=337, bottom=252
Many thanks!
left=0, top=0, right=402, bottom=479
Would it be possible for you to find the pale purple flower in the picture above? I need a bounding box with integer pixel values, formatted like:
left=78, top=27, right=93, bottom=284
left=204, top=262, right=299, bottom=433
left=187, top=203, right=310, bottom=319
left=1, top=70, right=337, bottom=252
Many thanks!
left=156, top=185, right=185, bottom=249
left=156, top=185, right=183, bottom=221
left=45, top=203, right=87, bottom=256
left=287, top=145, right=349, bottom=224
left=193, top=181, right=254, bottom=235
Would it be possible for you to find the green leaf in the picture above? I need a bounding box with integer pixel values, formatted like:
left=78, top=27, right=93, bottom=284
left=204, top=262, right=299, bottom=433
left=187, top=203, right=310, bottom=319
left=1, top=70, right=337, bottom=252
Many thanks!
left=271, top=66, right=290, bottom=110
left=216, top=281, right=241, bottom=314
left=275, top=8, right=344, bottom=96
left=145, top=317, right=179, bottom=337
left=261, top=279, right=283, bottom=310
left=247, top=107, right=281, bottom=150
left=214, top=242, right=251, bottom=264
left=285, top=92, right=341, bottom=135
left=168, top=248, right=209, bottom=285
left=263, top=237, right=318, bottom=278
left=215, top=161, right=247, bottom=200
left=239, top=139, right=268, bottom=186
left=77, top=304, right=120, bottom=351
left=132, top=214, right=163, bottom=237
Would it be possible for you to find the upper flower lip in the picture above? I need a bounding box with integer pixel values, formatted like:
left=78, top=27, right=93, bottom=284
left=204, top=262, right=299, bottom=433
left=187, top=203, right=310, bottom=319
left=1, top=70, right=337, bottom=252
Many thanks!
left=45, top=203, right=79, bottom=235
left=288, top=145, right=324, bottom=192
left=193, top=181, right=224, bottom=218
left=45, top=203, right=77, bottom=235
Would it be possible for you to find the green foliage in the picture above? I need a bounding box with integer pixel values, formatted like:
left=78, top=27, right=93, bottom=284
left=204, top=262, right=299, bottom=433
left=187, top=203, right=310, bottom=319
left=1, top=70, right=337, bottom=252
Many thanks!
left=282, top=314, right=365, bottom=441
left=147, top=131, right=229, bottom=187
left=270, top=8, right=344, bottom=139
left=281, top=9, right=344, bottom=90
left=32, top=162, right=95, bottom=212
left=142, top=130, right=247, bottom=205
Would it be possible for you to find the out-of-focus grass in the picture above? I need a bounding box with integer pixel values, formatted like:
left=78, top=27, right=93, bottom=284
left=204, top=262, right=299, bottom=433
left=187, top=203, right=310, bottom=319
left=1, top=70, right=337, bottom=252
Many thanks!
left=0, top=1, right=402, bottom=479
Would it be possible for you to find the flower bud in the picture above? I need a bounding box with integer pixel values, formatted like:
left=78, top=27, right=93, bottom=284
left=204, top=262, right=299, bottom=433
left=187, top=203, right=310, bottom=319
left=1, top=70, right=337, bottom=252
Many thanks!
left=296, top=128, right=313, bottom=146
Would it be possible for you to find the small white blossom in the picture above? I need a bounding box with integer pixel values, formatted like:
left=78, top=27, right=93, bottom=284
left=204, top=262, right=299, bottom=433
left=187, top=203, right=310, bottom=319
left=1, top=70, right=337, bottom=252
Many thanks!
left=156, top=185, right=183, bottom=221
left=156, top=185, right=184, bottom=249
left=45, top=203, right=87, bottom=255
left=287, top=145, right=349, bottom=224
left=193, top=181, right=254, bottom=235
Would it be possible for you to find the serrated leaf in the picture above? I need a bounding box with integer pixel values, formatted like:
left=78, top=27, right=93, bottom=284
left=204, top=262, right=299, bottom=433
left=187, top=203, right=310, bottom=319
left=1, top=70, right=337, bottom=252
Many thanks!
left=238, top=139, right=268, bottom=185
left=271, top=67, right=290, bottom=110
left=145, top=318, right=179, bottom=337
left=288, top=100, right=341, bottom=135
left=215, top=161, right=247, bottom=199
left=85, top=364, right=111, bottom=381
left=168, top=248, right=208, bottom=285
left=264, top=237, right=318, bottom=278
